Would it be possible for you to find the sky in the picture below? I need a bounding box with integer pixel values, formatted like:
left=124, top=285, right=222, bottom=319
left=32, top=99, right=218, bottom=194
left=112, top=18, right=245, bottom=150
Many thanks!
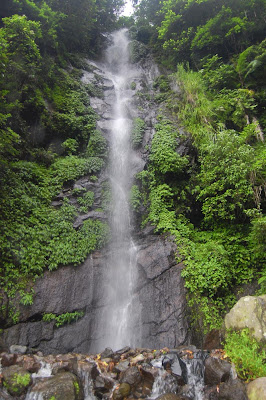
left=121, top=0, right=135, bottom=16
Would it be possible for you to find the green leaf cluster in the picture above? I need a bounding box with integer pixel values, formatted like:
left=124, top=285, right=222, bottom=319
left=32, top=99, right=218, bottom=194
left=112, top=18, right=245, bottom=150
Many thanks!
left=77, top=191, right=95, bottom=211
left=149, top=119, right=188, bottom=175
left=224, top=329, right=266, bottom=381
left=130, top=185, right=142, bottom=212
left=43, top=311, right=84, bottom=327
left=131, top=118, right=146, bottom=148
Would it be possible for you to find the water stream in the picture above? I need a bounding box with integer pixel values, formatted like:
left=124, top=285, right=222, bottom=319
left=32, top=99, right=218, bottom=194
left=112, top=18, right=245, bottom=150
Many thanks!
left=97, top=29, right=142, bottom=351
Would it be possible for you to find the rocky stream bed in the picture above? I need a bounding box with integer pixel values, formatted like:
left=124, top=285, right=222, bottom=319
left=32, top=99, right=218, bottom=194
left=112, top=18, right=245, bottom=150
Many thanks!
left=0, top=344, right=264, bottom=400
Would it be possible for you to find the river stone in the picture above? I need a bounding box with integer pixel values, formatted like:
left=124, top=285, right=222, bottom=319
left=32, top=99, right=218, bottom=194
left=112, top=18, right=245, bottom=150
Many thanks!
left=131, top=353, right=145, bottom=364
left=1, top=353, right=18, bottom=367
left=101, top=347, right=114, bottom=359
left=224, top=295, right=266, bottom=342
left=10, top=344, right=27, bottom=354
left=247, top=377, right=266, bottom=400
left=113, top=382, right=131, bottom=399
left=20, top=355, right=41, bottom=373
left=204, top=357, right=231, bottom=385
left=218, top=378, right=248, bottom=400
left=163, top=353, right=187, bottom=384
left=94, top=374, right=113, bottom=396
left=155, top=395, right=184, bottom=400
left=29, top=372, right=82, bottom=400
left=113, top=360, right=130, bottom=373
left=140, top=365, right=158, bottom=389
left=0, top=388, right=13, bottom=400
left=2, top=365, right=32, bottom=396
left=120, top=366, right=142, bottom=387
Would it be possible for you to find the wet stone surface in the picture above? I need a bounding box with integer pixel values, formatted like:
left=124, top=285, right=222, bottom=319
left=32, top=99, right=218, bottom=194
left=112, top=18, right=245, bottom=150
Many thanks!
left=0, top=346, right=249, bottom=400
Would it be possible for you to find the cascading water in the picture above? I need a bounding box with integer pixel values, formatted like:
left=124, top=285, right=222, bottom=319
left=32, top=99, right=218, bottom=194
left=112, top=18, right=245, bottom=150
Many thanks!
left=97, top=29, right=142, bottom=351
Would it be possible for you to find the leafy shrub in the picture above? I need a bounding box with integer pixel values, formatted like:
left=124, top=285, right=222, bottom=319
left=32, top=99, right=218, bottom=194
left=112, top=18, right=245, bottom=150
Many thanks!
left=196, top=130, right=255, bottom=224
left=62, top=138, right=78, bottom=155
left=131, top=118, right=145, bottom=148
left=149, top=120, right=188, bottom=175
left=43, top=311, right=84, bottom=327
left=224, top=329, right=266, bottom=381
left=77, top=190, right=94, bottom=209
left=101, top=182, right=112, bottom=212
left=130, top=185, right=142, bottom=211
left=86, top=130, right=107, bottom=158
left=153, top=75, right=171, bottom=92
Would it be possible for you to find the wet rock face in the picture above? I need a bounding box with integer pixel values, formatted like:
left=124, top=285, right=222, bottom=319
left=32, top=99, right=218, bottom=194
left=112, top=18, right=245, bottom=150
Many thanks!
left=136, top=235, right=190, bottom=349
left=2, top=235, right=189, bottom=354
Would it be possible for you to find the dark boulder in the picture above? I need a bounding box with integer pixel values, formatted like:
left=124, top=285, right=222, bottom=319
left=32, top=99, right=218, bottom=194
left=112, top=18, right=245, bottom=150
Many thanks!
left=112, top=382, right=131, bottom=399
left=204, top=357, right=231, bottom=385
left=120, top=366, right=142, bottom=387
left=0, top=388, right=13, bottom=400
left=218, top=378, right=248, bottom=400
left=1, top=353, right=18, bottom=367
left=19, top=355, right=41, bottom=373
left=113, top=361, right=130, bottom=373
left=163, top=353, right=188, bottom=384
left=2, top=365, right=32, bottom=396
left=94, top=374, right=114, bottom=397
left=155, top=394, right=186, bottom=400
left=203, top=329, right=222, bottom=350
left=28, top=372, right=83, bottom=400
left=101, top=347, right=114, bottom=359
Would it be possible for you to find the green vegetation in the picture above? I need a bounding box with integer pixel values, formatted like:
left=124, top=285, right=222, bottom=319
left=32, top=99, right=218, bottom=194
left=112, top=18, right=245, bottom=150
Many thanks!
left=3, top=372, right=31, bottom=395
left=0, top=0, right=118, bottom=324
left=43, top=311, right=84, bottom=327
left=74, top=381, right=80, bottom=395
left=14, top=373, right=31, bottom=387
left=130, top=185, right=142, bottom=212
left=133, top=0, right=266, bottom=333
left=77, top=191, right=95, bottom=210
left=224, top=329, right=266, bottom=381
left=131, top=117, right=146, bottom=148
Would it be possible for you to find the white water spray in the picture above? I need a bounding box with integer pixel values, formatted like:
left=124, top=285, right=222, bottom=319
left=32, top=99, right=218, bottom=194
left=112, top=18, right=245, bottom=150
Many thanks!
left=97, top=29, right=141, bottom=351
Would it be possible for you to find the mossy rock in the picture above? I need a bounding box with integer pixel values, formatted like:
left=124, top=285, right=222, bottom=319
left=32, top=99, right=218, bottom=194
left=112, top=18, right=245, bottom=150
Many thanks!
left=224, top=295, right=266, bottom=342
left=112, top=382, right=131, bottom=399
left=2, top=365, right=32, bottom=396
left=29, top=372, right=83, bottom=400
left=247, top=377, right=266, bottom=400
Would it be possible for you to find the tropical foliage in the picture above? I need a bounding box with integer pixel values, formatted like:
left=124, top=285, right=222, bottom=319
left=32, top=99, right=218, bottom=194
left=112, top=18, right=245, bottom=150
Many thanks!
left=134, top=0, right=266, bottom=332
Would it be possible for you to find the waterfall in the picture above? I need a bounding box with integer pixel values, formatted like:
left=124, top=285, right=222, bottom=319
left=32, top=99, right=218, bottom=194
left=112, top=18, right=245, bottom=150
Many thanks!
left=97, top=29, right=141, bottom=351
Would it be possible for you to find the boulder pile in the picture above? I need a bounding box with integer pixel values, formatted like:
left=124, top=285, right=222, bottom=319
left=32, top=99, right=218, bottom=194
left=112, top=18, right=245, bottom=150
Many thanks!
left=0, top=345, right=256, bottom=400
